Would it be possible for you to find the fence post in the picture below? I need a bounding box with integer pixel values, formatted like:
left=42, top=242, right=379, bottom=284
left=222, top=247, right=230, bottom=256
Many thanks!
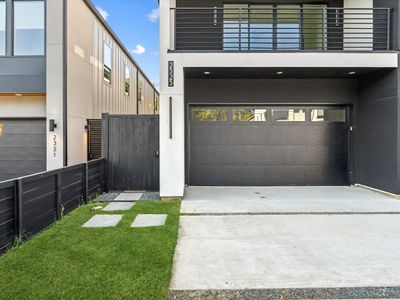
left=83, top=163, right=89, bottom=203
left=16, top=179, right=23, bottom=237
left=56, top=172, right=62, bottom=220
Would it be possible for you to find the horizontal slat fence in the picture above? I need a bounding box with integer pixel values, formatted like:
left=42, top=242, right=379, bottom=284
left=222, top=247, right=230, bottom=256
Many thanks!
left=0, top=158, right=106, bottom=254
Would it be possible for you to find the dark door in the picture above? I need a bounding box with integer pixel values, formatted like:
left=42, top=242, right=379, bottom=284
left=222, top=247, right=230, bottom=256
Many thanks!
left=0, top=119, right=46, bottom=181
left=104, top=115, right=159, bottom=191
left=87, top=119, right=102, bottom=160
left=188, top=106, right=349, bottom=186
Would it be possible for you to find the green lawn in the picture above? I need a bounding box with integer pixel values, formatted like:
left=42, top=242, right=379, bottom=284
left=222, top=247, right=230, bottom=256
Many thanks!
left=0, top=200, right=181, bottom=300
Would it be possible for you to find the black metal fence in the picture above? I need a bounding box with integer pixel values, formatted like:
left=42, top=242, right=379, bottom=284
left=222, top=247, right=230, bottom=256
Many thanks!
left=0, top=158, right=106, bottom=254
left=172, top=6, right=392, bottom=51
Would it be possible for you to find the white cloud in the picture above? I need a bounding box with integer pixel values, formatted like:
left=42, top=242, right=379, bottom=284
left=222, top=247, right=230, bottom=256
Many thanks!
left=131, top=44, right=146, bottom=55
left=96, top=6, right=109, bottom=20
left=147, top=8, right=160, bottom=22
left=152, top=80, right=160, bottom=90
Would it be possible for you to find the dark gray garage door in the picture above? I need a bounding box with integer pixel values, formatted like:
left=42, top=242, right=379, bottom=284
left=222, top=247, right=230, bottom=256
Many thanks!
left=188, top=106, right=349, bottom=186
left=0, top=119, right=46, bottom=181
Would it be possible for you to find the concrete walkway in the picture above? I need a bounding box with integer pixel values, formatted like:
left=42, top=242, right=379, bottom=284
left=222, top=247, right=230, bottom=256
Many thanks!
left=171, top=186, right=400, bottom=299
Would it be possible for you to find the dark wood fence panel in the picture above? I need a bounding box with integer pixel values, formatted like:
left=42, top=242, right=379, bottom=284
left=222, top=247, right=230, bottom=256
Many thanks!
left=0, top=158, right=106, bottom=255
left=21, top=173, right=58, bottom=235
left=0, top=180, right=17, bottom=253
left=88, top=159, right=106, bottom=199
left=61, top=165, right=85, bottom=215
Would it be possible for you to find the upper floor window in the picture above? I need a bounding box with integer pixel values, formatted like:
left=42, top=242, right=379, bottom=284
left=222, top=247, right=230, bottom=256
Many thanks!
left=0, top=1, right=5, bottom=56
left=138, top=78, right=143, bottom=103
left=103, top=42, right=112, bottom=85
left=14, top=1, right=45, bottom=55
left=125, top=65, right=130, bottom=96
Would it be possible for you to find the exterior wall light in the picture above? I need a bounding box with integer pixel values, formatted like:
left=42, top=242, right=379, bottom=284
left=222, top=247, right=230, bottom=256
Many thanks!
left=204, top=71, right=211, bottom=75
left=0, top=123, right=3, bottom=137
left=49, top=119, right=58, bottom=132
left=349, top=71, right=356, bottom=75
left=277, top=71, right=284, bottom=75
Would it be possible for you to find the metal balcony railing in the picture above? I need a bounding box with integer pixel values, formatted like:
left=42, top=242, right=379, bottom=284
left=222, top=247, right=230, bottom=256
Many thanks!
left=171, top=6, right=392, bottom=52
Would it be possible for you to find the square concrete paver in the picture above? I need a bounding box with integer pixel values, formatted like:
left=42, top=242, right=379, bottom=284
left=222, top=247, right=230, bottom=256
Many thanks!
left=131, top=214, right=167, bottom=228
left=98, top=193, right=119, bottom=202
left=103, top=202, right=135, bottom=211
left=114, top=193, right=143, bottom=201
left=82, top=215, right=123, bottom=228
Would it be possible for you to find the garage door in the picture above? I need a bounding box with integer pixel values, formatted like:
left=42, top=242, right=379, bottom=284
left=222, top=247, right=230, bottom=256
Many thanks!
left=0, top=119, right=46, bottom=181
left=188, top=106, right=349, bottom=186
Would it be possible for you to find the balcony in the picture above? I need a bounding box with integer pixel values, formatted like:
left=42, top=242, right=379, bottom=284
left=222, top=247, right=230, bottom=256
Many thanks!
left=170, top=6, right=392, bottom=52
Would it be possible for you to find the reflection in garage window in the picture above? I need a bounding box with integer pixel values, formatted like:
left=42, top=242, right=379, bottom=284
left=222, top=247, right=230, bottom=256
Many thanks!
left=232, top=108, right=267, bottom=122
left=311, top=109, right=346, bottom=122
left=192, top=108, right=228, bottom=121
left=272, top=109, right=306, bottom=122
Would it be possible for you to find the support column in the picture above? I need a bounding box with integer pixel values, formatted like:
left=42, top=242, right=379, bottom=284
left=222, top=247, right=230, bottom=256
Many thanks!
left=159, top=0, right=185, bottom=198
left=46, top=0, right=66, bottom=170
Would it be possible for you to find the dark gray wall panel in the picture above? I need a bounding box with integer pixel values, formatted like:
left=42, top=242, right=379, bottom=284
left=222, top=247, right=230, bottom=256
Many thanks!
left=374, top=0, right=399, bottom=50
left=0, top=119, right=46, bottom=181
left=185, top=79, right=358, bottom=104
left=0, top=57, right=46, bottom=93
left=356, top=69, right=399, bottom=194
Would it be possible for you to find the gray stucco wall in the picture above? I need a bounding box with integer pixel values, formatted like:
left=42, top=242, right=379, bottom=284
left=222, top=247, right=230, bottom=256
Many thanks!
left=356, top=68, right=400, bottom=194
left=185, top=78, right=358, bottom=104
left=0, top=57, right=46, bottom=93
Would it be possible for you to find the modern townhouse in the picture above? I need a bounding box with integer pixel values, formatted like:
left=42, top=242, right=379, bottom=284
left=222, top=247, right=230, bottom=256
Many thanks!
left=0, top=0, right=159, bottom=181
left=159, top=0, right=400, bottom=198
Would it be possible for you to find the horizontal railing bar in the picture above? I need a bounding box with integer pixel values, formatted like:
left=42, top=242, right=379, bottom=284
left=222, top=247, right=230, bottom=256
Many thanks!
left=178, top=42, right=387, bottom=45
left=177, top=31, right=386, bottom=35
left=173, top=7, right=390, bottom=11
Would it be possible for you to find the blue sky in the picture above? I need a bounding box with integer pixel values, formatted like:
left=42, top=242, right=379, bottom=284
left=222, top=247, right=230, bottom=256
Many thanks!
left=91, top=0, right=160, bottom=89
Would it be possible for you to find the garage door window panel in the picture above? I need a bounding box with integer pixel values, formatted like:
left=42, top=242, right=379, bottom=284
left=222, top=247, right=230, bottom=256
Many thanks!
left=232, top=108, right=268, bottom=122
left=192, top=108, right=228, bottom=122
left=272, top=109, right=306, bottom=122
left=311, top=109, right=346, bottom=122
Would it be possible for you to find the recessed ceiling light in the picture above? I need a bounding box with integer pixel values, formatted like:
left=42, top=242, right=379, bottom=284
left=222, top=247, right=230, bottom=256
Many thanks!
left=204, top=71, right=211, bottom=75
left=348, top=71, right=356, bottom=75
left=277, top=71, right=283, bottom=75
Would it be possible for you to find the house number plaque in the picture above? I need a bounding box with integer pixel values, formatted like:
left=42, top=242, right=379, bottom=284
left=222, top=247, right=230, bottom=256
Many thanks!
left=168, top=61, right=174, bottom=87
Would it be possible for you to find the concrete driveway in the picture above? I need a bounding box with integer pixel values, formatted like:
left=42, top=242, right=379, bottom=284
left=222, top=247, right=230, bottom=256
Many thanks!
left=170, top=186, right=400, bottom=299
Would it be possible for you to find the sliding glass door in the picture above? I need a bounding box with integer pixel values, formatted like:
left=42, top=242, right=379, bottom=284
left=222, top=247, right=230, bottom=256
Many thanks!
left=223, top=4, right=327, bottom=51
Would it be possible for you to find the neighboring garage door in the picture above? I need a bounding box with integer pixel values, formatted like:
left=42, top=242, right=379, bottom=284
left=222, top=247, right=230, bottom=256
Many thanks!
left=0, top=119, right=46, bottom=181
left=188, top=106, right=349, bottom=186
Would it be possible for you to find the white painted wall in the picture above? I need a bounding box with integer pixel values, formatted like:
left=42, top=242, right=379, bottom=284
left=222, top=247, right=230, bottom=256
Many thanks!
left=0, top=96, right=46, bottom=118
left=160, top=0, right=185, bottom=198
left=46, top=0, right=65, bottom=170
